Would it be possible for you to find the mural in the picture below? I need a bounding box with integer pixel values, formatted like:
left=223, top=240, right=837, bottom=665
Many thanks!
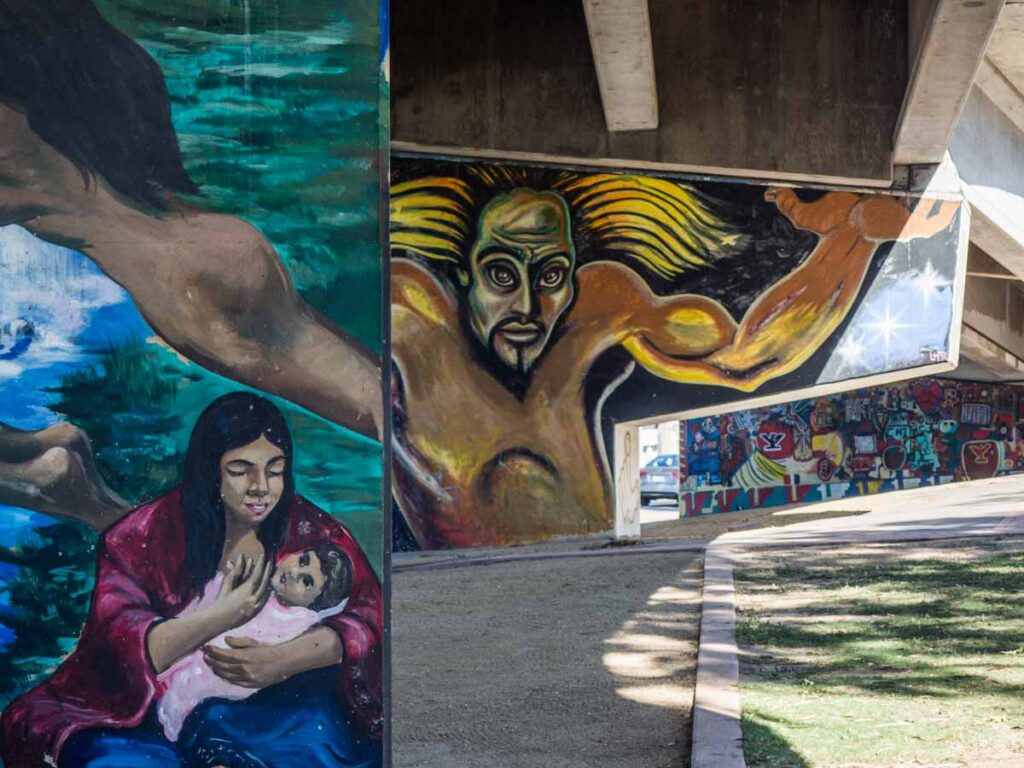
left=390, top=157, right=965, bottom=549
left=681, top=377, right=1023, bottom=515
left=0, top=2, right=385, bottom=766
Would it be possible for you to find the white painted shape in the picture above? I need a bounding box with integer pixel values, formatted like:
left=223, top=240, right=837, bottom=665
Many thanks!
left=582, top=0, right=658, bottom=131
left=613, top=422, right=642, bottom=538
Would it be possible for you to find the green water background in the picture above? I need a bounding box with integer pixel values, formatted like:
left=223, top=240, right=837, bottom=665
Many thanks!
left=0, top=0, right=384, bottom=711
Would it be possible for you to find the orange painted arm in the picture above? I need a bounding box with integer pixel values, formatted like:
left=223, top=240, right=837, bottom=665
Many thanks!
left=564, top=263, right=737, bottom=366
left=768, top=188, right=860, bottom=233
left=854, top=196, right=959, bottom=242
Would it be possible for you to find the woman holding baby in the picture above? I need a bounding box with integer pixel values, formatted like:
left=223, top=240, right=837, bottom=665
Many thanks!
left=0, top=393, right=382, bottom=768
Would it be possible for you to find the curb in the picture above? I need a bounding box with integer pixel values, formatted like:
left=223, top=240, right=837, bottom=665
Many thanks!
left=691, top=545, right=744, bottom=768
left=690, top=518, right=1024, bottom=768
left=393, top=540, right=709, bottom=573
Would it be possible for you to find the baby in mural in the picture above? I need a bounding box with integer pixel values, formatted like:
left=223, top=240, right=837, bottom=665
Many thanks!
left=156, top=544, right=353, bottom=744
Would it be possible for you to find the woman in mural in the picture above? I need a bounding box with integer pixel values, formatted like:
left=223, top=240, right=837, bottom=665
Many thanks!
left=390, top=164, right=960, bottom=548
left=0, top=393, right=382, bottom=768
left=0, top=0, right=381, bottom=440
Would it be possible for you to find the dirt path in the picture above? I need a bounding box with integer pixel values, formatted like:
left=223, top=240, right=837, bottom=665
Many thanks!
left=392, top=552, right=702, bottom=768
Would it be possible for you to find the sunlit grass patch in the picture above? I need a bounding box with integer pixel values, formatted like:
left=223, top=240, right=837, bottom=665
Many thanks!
left=734, top=542, right=1024, bottom=767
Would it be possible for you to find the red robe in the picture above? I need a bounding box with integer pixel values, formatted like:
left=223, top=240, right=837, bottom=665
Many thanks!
left=0, top=488, right=382, bottom=768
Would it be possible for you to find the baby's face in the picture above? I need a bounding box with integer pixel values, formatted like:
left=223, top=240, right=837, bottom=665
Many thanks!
left=272, top=550, right=325, bottom=608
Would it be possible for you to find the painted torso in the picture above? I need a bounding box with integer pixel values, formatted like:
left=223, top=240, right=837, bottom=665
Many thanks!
left=392, top=260, right=614, bottom=548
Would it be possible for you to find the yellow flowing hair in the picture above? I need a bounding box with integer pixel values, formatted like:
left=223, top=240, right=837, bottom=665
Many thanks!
left=390, top=176, right=474, bottom=265
left=556, top=174, right=746, bottom=278
left=390, top=166, right=745, bottom=279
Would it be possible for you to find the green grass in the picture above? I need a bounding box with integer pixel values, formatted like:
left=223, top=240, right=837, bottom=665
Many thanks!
left=734, top=545, right=1024, bottom=767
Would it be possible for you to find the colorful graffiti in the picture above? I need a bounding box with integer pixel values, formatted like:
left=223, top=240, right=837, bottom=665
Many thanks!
left=681, top=377, right=1023, bottom=515
left=0, top=2, right=385, bottom=766
left=390, top=157, right=964, bottom=549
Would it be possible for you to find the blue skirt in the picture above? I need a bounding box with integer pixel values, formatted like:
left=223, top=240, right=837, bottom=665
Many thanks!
left=60, top=669, right=381, bottom=768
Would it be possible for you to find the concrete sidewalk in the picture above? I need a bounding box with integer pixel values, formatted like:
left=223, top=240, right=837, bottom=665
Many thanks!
left=392, top=551, right=703, bottom=768
left=719, top=473, right=1024, bottom=548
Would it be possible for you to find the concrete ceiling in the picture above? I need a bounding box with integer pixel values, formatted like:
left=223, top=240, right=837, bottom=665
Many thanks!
left=986, top=2, right=1024, bottom=94
left=582, top=0, right=658, bottom=131
left=893, top=0, right=1005, bottom=165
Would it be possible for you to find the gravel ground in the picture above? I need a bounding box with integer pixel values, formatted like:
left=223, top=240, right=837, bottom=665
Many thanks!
left=392, top=552, right=702, bottom=768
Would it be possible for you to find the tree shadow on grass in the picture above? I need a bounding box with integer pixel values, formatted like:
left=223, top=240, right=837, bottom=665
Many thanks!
left=742, top=714, right=810, bottom=768
left=736, top=549, right=1024, bottom=710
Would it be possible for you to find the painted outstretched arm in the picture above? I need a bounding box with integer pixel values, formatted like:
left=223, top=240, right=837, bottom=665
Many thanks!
left=0, top=421, right=130, bottom=530
left=175, top=232, right=385, bottom=442
left=582, top=189, right=958, bottom=391
left=3, top=105, right=382, bottom=441
left=19, top=206, right=383, bottom=442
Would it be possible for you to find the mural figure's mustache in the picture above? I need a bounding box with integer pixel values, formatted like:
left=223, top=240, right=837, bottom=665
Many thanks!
left=493, top=319, right=545, bottom=345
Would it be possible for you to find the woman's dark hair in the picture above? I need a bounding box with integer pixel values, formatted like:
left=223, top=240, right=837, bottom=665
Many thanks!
left=0, top=0, right=199, bottom=210
left=310, top=543, right=353, bottom=612
left=182, top=393, right=295, bottom=590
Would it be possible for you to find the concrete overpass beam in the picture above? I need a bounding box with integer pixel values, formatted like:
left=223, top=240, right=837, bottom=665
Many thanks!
left=894, top=0, right=1004, bottom=165
left=582, top=0, right=658, bottom=131
left=951, top=86, right=1024, bottom=276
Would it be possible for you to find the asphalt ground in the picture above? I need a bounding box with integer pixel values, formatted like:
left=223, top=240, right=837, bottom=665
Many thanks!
left=392, top=551, right=702, bottom=768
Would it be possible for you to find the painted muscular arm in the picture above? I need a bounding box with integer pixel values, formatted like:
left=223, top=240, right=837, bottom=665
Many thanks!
left=768, top=186, right=959, bottom=242
left=0, top=421, right=129, bottom=530
left=3, top=105, right=382, bottom=441
left=853, top=194, right=961, bottom=242
left=573, top=189, right=958, bottom=391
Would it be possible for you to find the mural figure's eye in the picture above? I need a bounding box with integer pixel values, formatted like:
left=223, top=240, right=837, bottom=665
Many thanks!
left=538, top=267, right=565, bottom=290
left=486, top=263, right=517, bottom=289
left=299, top=552, right=310, bottom=567
left=303, top=575, right=314, bottom=589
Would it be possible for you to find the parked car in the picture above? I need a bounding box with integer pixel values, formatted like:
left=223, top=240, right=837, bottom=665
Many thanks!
left=640, top=454, right=680, bottom=505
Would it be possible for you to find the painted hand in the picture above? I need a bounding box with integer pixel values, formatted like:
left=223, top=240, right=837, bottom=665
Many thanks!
left=203, top=636, right=289, bottom=689
left=210, top=554, right=271, bottom=632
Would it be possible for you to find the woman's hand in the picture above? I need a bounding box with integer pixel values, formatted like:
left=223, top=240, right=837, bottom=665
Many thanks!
left=203, top=636, right=289, bottom=688
left=209, top=555, right=271, bottom=633
left=205, top=627, right=344, bottom=688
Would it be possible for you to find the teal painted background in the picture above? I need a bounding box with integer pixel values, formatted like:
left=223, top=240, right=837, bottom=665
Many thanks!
left=0, top=0, right=384, bottom=711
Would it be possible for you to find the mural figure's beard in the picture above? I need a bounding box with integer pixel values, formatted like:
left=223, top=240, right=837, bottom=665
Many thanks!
left=488, top=318, right=548, bottom=374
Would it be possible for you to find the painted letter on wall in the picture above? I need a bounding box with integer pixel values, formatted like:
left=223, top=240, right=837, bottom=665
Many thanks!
left=0, top=2, right=386, bottom=765
left=390, top=157, right=966, bottom=549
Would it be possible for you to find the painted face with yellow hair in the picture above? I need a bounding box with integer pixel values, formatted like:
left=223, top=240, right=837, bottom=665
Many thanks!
left=463, top=189, right=576, bottom=373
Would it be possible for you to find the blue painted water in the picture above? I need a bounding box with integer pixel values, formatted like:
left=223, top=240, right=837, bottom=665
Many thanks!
left=0, top=226, right=153, bottom=554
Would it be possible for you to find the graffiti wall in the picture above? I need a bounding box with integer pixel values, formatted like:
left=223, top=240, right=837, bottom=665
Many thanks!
left=681, top=377, right=1021, bottom=515
left=390, top=156, right=966, bottom=549
left=0, top=2, right=385, bottom=765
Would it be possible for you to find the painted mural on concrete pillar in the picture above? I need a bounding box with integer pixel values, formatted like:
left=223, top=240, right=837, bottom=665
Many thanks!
left=390, top=157, right=966, bottom=550
left=681, top=377, right=1024, bottom=516
left=0, top=2, right=386, bottom=766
